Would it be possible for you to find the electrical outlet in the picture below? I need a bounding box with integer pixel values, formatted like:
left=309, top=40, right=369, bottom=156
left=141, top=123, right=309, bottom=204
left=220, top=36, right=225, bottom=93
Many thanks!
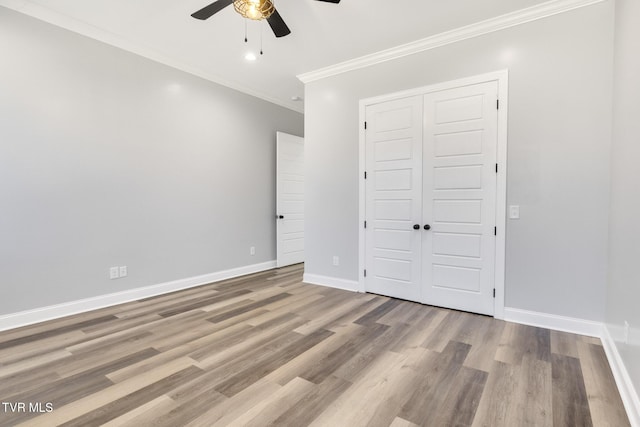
left=119, top=266, right=127, bottom=278
left=333, top=256, right=339, bottom=266
left=250, top=246, right=256, bottom=256
left=109, top=267, right=119, bottom=280
left=624, top=321, right=630, bottom=344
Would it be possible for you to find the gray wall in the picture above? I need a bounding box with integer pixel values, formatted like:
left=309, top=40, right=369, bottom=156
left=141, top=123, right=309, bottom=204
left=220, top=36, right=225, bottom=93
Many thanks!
left=304, top=2, right=614, bottom=321
left=0, top=7, right=303, bottom=316
left=607, top=0, right=640, bottom=400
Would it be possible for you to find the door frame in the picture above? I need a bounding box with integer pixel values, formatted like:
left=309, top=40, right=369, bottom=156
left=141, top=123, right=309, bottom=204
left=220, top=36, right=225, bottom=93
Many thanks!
left=358, top=70, right=509, bottom=319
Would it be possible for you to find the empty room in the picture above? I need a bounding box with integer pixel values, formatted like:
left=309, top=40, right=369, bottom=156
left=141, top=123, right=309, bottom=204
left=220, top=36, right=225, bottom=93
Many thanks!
left=0, top=0, right=639, bottom=425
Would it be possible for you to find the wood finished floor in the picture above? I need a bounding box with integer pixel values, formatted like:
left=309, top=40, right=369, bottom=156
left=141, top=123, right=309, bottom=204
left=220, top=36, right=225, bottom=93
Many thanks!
left=0, top=264, right=630, bottom=427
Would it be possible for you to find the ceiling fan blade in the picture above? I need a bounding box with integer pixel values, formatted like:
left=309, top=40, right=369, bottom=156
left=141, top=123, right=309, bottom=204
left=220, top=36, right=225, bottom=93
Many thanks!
left=191, top=0, right=233, bottom=20
left=267, top=9, right=291, bottom=38
left=315, top=0, right=341, bottom=3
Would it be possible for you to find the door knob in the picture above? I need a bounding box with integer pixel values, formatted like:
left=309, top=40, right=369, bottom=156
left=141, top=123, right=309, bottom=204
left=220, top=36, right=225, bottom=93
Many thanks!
left=277, top=215, right=284, bottom=219
left=413, top=224, right=420, bottom=230
left=424, top=224, right=431, bottom=230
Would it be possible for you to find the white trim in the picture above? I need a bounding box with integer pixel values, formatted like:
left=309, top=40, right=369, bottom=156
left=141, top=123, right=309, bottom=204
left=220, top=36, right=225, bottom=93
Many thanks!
left=0, top=0, right=302, bottom=114
left=358, top=100, right=367, bottom=294
left=358, top=71, right=508, bottom=106
left=297, top=0, right=605, bottom=83
left=504, top=307, right=603, bottom=337
left=0, top=261, right=276, bottom=332
left=358, top=70, right=508, bottom=319
left=494, top=71, right=509, bottom=320
left=302, top=273, right=359, bottom=293
left=601, top=325, right=640, bottom=427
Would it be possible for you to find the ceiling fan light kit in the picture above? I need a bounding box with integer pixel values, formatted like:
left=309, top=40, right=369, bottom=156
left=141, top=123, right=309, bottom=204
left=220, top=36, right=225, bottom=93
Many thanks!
left=233, top=0, right=275, bottom=21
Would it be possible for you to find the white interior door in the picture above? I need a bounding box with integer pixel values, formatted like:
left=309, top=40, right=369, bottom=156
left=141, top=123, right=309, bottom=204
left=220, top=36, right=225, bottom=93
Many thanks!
left=422, top=82, right=498, bottom=315
left=364, top=96, right=423, bottom=301
left=276, top=132, right=304, bottom=268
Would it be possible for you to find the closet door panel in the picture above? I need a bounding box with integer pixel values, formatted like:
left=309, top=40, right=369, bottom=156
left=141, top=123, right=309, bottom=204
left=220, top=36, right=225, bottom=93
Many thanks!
left=364, top=96, right=423, bottom=302
left=422, top=82, right=499, bottom=315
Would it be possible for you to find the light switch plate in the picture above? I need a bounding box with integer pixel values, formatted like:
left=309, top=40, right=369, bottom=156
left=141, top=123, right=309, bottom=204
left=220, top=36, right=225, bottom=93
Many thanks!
left=509, top=205, right=520, bottom=219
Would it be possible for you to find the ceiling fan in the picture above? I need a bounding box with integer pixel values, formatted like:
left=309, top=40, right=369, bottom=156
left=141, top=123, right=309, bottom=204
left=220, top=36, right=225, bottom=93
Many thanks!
left=191, top=0, right=341, bottom=38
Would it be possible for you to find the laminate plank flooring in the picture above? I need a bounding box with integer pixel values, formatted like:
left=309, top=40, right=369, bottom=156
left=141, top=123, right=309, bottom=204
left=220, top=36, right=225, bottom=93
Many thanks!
left=0, top=264, right=630, bottom=427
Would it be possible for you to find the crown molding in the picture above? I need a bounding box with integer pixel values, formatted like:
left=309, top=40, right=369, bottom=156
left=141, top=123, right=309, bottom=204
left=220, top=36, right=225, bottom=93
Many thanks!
left=297, top=0, right=606, bottom=84
left=0, top=0, right=303, bottom=113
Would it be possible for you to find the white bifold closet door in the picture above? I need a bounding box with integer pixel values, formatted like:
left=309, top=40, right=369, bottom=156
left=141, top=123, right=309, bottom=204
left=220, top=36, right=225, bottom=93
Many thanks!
left=365, top=81, right=498, bottom=316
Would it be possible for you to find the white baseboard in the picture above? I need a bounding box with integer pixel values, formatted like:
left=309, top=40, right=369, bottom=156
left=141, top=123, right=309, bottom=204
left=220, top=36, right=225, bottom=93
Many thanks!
left=0, top=261, right=276, bottom=332
left=503, top=307, right=603, bottom=337
left=302, top=273, right=359, bottom=292
left=601, top=325, right=640, bottom=427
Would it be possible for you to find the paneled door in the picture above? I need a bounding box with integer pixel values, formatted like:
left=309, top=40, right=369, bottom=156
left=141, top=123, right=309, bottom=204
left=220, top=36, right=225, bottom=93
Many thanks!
left=422, top=82, right=498, bottom=315
left=364, top=80, right=498, bottom=316
left=276, top=132, right=305, bottom=268
left=364, top=96, right=423, bottom=301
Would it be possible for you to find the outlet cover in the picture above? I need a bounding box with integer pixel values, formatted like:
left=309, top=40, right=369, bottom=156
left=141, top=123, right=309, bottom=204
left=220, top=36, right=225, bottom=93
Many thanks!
left=250, top=246, right=256, bottom=256
left=119, top=266, right=127, bottom=277
left=109, top=267, right=119, bottom=280
left=333, top=256, right=340, bottom=266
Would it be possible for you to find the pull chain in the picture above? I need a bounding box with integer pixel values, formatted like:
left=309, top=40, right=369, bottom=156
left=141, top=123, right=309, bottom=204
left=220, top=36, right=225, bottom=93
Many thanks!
left=242, top=19, right=265, bottom=57
left=260, top=21, right=264, bottom=55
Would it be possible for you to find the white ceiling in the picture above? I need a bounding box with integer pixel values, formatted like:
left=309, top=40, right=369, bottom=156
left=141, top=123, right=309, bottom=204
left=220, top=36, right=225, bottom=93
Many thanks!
left=2, top=0, right=551, bottom=112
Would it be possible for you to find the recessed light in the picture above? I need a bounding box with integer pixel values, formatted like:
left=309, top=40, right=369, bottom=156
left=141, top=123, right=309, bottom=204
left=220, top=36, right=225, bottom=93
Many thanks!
left=245, top=52, right=257, bottom=61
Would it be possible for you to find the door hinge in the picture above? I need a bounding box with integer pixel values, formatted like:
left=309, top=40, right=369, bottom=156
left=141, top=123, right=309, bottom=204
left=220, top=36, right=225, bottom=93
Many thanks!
left=364, top=269, right=367, bottom=277
left=496, top=99, right=499, bottom=110
left=494, top=226, right=497, bottom=236
left=495, top=163, right=498, bottom=173
left=364, top=171, right=367, bottom=179
left=364, top=221, right=367, bottom=229
left=493, top=288, right=496, bottom=298
left=364, top=121, right=367, bottom=130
